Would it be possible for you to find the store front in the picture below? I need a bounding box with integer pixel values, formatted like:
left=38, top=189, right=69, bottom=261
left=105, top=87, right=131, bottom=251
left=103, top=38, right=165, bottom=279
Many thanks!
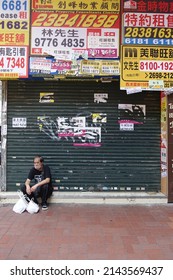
left=2, top=79, right=161, bottom=193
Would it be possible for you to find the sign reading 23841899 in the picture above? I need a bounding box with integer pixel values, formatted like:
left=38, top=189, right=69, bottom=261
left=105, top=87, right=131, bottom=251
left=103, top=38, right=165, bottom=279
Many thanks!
left=0, top=0, right=30, bottom=79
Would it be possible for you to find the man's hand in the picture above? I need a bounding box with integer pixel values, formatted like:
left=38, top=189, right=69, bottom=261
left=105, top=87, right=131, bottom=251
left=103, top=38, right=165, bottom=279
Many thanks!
left=31, top=185, right=37, bottom=192
left=26, top=185, right=31, bottom=195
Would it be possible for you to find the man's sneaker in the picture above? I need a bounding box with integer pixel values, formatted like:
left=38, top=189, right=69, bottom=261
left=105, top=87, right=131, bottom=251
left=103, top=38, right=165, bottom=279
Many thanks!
left=42, top=203, right=48, bottom=211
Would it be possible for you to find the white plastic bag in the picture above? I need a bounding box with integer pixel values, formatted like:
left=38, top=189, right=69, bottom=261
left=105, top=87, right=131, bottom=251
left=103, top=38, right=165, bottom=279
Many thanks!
left=13, top=190, right=29, bottom=214
left=26, top=199, right=39, bottom=214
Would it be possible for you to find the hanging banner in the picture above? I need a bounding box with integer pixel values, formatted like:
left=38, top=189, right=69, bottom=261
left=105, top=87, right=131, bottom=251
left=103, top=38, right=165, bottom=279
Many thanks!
left=120, top=45, right=173, bottom=90
left=122, top=13, right=173, bottom=46
left=32, top=0, right=120, bottom=12
left=0, top=0, right=30, bottom=79
left=122, top=0, right=173, bottom=13
left=31, top=12, right=120, bottom=59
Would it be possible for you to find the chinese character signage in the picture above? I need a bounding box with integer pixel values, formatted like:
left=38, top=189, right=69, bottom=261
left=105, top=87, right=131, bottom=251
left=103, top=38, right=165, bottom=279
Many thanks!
left=80, top=60, right=120, bottom=75
left=12, top=117, right=27, bottom=128
left=122, top=13, right=173, bottom=46
left=31, top=12, right=120, bottom=59
left=120, top=45, right=173, bottom=90
left=0, top=0, right=30, bottom=79
left=32, top=0, right=120, bottom=12
left=121, top=0, right=173, bottom=89
left=122, top=0, right=173, bottom=13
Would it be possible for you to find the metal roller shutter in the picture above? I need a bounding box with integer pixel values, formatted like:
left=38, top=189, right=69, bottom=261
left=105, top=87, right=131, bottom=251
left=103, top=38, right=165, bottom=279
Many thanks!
left=6, top=80, right=161, bottom=192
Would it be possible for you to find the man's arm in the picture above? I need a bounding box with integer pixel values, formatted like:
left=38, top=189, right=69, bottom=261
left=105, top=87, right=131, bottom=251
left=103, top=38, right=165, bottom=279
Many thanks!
left=31, top=177, right=50, bottom=193
left=25, top=178, right=32, bottom=195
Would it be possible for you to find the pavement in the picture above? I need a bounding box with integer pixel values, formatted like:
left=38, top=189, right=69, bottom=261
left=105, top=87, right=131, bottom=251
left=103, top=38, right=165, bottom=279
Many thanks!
left=0, top=198, right=173, bottom=260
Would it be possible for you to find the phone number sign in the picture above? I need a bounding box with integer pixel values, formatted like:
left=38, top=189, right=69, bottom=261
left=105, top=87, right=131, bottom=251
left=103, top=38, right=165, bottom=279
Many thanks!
left=0, top=0, right=30, bottom=45
left=31, top=12, right=120, bottom=58
left=0, top=0, right=30, bottom=78
left=121, top=45, right=173, bottom=89
left=122, top=13, right=173, bottom=46
left=0, top=46, right=28, bottom=79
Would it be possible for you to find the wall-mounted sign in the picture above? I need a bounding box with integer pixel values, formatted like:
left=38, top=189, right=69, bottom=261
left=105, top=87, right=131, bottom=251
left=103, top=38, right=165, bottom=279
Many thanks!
left=31, top=12, right=120, bottom=60
left=29, top=57, right=52, bottom=76
left=0, top=0, right=30, bottom=79
left=122, top=13, right=173, bottom=46
left=120, top=45, right=173, bottom=90
left=80, top=60, right=120, bottom=76
left=12, top=117, right=27, bottom=128
left=32, top=0, right=120, bottom=12
left=122, top=0, right=173, bottom=13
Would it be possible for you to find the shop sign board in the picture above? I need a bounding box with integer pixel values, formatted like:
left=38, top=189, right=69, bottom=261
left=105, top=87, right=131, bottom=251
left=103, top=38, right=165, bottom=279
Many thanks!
left=31, top=12, right=120, bottom=59
left=122, top=0, right=173, bottom=13
left=120, top=45, right=173, bottom=90
left=122, top=13, right=173, bottom=46
left=0, top=0, right=30, bottom=79
left=32, top=0, right=120, bottom=12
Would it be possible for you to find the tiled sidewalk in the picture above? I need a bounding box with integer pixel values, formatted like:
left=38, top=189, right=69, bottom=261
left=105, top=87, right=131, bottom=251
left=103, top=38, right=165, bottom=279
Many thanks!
left=0, top=203, right=173, bottom=260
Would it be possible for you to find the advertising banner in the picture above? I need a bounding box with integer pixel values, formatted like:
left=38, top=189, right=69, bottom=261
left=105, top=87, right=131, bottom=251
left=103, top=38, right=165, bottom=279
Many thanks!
left=31, top=12, right=120, bottom=59
left=0, top=0, right=30, bottom=78
left=29, top=56, right=120, bottom=77
left=122, top=0, right=173, bottom=13
left=122, top=13, right=173, bottom=46
left=120, top=45, right=173, bottom=90
left=32, top=0, right=120, bottom=12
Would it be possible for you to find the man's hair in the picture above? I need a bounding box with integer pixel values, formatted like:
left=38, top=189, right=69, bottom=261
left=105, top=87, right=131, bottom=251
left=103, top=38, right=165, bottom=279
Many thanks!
left=34, top=155, right=44, bottom=163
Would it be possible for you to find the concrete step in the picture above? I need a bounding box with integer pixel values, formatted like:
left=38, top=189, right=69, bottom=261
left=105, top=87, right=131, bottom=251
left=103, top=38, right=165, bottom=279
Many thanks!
left=0, top=191, right=168, bottom=205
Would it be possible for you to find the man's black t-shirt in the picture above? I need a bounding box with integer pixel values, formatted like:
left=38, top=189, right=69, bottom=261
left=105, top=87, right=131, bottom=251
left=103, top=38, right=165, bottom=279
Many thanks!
left=27, top=165, right=52, bottom=188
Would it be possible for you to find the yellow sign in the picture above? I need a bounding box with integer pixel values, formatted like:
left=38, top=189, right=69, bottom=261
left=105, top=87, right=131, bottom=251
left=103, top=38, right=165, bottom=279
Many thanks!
left=0, top=1, right=30, bottom=46
left=121, top=45, right=173, bottom=90
left=32, top=0, right=120, bottom=12
left=100, top=60, right=120, bottom=75
left=0, top=26, right=29, bottom=46
left=80, top=60, right=120, bottom=76
left=0, top=1, right=30, bottom=79
left=80, top=60, right=100, bottom=75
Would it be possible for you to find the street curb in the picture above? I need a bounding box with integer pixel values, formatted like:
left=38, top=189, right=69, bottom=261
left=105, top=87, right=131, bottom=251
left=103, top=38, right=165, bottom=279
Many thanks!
left=0, top=191, right=168, bottom=205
